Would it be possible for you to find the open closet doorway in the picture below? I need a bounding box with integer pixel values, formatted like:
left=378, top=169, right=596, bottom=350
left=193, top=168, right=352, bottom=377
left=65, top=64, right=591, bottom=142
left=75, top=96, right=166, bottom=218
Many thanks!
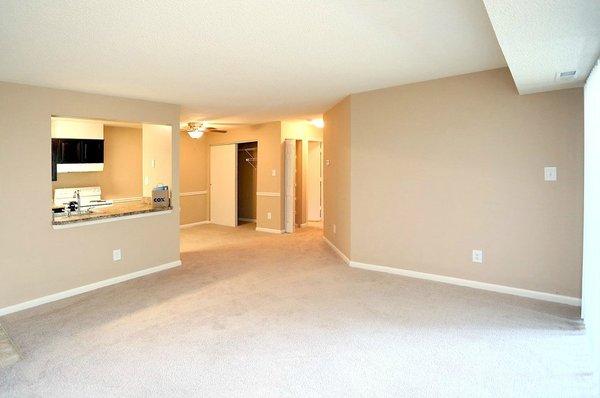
left=237, top=142, right=257, bottom=226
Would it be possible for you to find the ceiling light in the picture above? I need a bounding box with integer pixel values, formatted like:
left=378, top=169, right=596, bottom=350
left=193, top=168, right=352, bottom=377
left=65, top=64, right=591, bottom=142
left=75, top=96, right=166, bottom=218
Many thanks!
left=311, top=119, right=324, bottom=128
left=188, top=128, right=204, bottom=139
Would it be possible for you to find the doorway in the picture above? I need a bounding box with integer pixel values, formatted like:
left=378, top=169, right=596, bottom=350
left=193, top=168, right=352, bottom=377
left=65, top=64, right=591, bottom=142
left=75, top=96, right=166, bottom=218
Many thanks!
left=307, top=141, right=322, bottom=223
left=237, top=142, right=257, bottom=226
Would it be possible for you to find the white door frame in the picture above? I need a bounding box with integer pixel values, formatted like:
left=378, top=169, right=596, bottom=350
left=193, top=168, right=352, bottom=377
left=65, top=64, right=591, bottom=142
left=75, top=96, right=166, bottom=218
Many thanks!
left=284, top=139, right=296, bottom=233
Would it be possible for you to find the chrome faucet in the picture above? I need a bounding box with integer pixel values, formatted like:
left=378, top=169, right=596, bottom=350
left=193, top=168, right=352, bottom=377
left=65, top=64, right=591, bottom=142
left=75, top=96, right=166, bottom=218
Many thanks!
left=73, top=190, right=81, bottom=214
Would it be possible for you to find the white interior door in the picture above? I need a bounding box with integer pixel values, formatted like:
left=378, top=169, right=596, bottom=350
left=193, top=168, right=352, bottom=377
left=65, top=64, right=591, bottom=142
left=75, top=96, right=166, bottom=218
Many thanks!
left=284, top=139, right=296, bottom=233
left=210, top=144, right=237, bottom=227
left=307, top=141, right=322, bottom=221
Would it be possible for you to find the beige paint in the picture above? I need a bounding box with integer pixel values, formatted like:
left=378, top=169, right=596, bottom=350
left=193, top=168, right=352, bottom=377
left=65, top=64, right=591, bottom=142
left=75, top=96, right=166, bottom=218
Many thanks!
left=207, top=122, right=282, bottom=230
left=179, top=195, right=208, bottom=226
left=0, top=81, right=180, bottom=310
left=51, top=117, right=104, bottom=139
left=179, top=131, right=208, bottom=224
left=281, top=120, right=323, bottom=226
left=142, top=124, right=172, bottom=199
left=209, top=144, right=237, bottom=227
left=52, top=126, right=143, bottom=200
left=349, top=68, right=583, bottom=297
left=323, top=97, right=352, bottom=258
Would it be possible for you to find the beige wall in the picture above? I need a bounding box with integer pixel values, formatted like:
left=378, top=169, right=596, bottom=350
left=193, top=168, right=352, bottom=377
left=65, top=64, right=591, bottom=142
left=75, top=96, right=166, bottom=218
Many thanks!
left=52, top=126, right=143, bottom=199
left=323, top=97, right=351, bottom=258
left=349, top=68, right=583, bottom=297
left=0, top=81, right=180, bottom=310
left=207, top=122, right=282, bottom=230
left=142, top=123, right=172, bottom=198
left=179, top=131, right=208, bottom=225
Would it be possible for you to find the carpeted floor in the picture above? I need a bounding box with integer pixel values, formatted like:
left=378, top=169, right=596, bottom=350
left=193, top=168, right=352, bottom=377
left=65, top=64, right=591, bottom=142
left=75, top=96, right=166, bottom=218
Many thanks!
left=0, top=224, right=597, bottom=397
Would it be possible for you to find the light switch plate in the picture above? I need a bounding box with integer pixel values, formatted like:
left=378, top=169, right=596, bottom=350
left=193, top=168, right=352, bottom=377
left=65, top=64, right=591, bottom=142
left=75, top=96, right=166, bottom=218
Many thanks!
left=113, top=249, right=122, bottom=262
left=267, top=212, right=272, bottom=220
left=544, top=166, right=557, bottom=181
left=472, top=249, right=483, bottom=263
left=271, top=169, right=276, bottom=177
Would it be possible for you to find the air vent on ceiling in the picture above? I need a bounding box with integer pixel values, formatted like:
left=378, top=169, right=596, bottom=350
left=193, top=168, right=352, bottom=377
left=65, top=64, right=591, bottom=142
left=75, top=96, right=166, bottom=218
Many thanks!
left=555, top=70, right=577, bottom=82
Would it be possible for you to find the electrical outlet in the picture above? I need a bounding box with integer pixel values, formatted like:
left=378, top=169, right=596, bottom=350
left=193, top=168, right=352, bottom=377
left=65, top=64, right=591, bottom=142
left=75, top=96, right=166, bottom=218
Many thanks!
left=113, top=249, right=122, bottom=262
left=326, top=160, right=331, bottom=166
left=544, top=166, right=557, bottom=181
left=271, top=169, right=277, bottom=177
left=472, top=249, right=483, bottom=263
left=267, top=212, right=272, bottom=220
left=333, top=224, right=336, bottom=234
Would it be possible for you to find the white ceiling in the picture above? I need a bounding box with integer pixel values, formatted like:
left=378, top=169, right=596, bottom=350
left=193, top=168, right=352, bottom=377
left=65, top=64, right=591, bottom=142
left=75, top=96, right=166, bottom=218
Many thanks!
left=483, top=0, right=600, bottom=95
left=0, top=0, right=508, bottom=123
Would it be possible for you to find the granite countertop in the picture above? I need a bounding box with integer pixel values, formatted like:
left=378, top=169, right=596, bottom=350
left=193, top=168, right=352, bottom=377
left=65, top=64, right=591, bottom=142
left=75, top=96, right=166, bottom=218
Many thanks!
left=52, top=201, right=172, bottom=225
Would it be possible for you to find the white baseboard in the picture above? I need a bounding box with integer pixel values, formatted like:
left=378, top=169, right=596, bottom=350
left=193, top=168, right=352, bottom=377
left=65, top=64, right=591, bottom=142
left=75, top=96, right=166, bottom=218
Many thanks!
left=0, top=260, right=182, bottom=316
left=180, top=220, right=210, bottom=229
left=255, top=227, right=284, bottom=234
left=349, top=261, right=581, bottom=306
left=323, top=236, right=350, bottom=264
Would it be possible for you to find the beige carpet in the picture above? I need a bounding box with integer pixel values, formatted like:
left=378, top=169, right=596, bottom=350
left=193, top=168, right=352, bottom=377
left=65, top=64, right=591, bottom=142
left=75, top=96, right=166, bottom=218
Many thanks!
left=0, top=224, right=597, bottom=397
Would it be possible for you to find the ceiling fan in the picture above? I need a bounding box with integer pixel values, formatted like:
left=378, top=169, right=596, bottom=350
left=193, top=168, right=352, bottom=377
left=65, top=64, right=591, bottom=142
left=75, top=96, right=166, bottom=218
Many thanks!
left=181, top=121, right=227, bottom=139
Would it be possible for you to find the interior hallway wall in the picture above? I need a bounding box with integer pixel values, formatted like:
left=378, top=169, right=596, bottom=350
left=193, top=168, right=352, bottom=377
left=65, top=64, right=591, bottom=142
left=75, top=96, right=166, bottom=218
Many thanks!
left=179, top=131, right=208, bottom=225
left=142, top=123, right=172, bottom=199
left=350, top=68, right=583, bottom=298
left=52, top=126, right=143, bottom=200
left=323, top=97, right=351, bottom=258
left=0, top=81, right=180, bottom=311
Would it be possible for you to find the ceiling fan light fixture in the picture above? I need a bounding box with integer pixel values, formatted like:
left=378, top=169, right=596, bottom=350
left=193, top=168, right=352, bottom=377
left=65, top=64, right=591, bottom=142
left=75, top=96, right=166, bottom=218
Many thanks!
left=188, top=128, right=204, bottom=139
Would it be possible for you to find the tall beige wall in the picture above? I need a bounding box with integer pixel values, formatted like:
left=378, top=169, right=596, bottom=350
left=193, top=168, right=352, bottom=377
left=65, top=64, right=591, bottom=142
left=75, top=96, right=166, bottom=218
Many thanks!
left=179, top=131, right=208, bottom=225
left=142, top=123, right=172, bottom=198
left=350, top=68, right=583, bottom=297
left=0, top=81, right=180, bottom=310
left=207, top=122, right=282, bottom=230
left=52, top=126, right=143, bottom=200
left=323, top=97, right=351, bottom=258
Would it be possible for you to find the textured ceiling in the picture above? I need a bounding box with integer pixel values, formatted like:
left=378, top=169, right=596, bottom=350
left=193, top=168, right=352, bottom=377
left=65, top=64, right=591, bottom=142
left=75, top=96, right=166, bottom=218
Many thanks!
left=483, top=0, right=600, bottom=94
left=0, top=0, right=506, bottom=123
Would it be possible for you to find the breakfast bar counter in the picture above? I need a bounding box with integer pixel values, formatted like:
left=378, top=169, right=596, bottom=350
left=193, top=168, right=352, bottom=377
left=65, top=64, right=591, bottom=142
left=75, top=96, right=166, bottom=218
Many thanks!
left=52, top=201, right=172, bottom=227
